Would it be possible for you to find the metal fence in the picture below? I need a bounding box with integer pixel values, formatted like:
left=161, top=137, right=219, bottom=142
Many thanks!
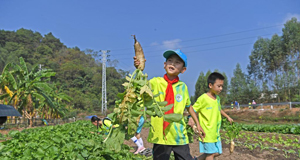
left=223, top=102, right=300, bottom=110
left=1, top=117, right=76, bottom=129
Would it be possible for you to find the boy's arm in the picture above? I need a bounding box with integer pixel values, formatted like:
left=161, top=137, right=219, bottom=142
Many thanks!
left=221, top=110, right=233, bottom=124
left=112, top=124, right=119, bottom=128
left=187, top=105, right=205, bottom=141
left=187, top=116, right=195, bottom=127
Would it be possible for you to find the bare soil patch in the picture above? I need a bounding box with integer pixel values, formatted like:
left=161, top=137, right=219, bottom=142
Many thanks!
left=124, top=108, right=300, bottom=159
left=224, top=108, right=300, bottom=124
left=124, top=128, right=300, bottom=160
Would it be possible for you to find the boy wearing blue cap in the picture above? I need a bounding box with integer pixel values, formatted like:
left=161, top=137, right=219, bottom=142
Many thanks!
left=134, top=49, right=205, bottom=160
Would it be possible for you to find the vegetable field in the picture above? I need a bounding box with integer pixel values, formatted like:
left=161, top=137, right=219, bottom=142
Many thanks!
left=1, top=117, right=300, bottom=159
left=0, top=121, right=146, bottom=160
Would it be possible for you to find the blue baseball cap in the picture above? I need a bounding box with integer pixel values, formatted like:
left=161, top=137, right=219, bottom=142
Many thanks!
left=163, top=49, right=187, bottom=67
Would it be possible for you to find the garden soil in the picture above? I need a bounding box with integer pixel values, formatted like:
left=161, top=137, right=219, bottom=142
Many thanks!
left=124, top=108, right=300, bottom=160
left=124, top=127, right=278, bottom=160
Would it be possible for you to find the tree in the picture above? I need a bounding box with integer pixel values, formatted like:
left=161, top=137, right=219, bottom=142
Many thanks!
left=0, top=63, right=17, bottom=105
left=219, top=71, right=228, bottom=105
left=0, top=57, right=60, bottom=127
left=194, top=71, right=207, bottom=103
left=247, top=37, right=270, bottom=86
left=41, top=32, right=64, bottom=52
left=282, top=18, right=300, bottom=101
left=0, top=28, right=132, bottom=113
left=193, top=70, right=229, bottom=105
left=38, top=84, right=72, bottom=119
left=229, top=63, right=248, bottom=103
left=282, top=17, right=300, bottom=79
left=246, top=18, right=300, bottom=103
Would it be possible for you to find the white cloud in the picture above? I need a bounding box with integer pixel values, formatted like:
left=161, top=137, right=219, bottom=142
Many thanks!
left=149, top=39, right=183, bottom=51
left=161, top=39, right=182, bottom=50
left=283, top=13, right=300, bottom=24
left=150, top=42, right=159, bottom=46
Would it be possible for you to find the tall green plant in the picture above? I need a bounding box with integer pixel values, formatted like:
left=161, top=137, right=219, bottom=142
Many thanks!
left=104, top=69, right=184, bottom=152
left=0, top=57, right=66, bottom=126
left=229, top=63, right=248, bottom=103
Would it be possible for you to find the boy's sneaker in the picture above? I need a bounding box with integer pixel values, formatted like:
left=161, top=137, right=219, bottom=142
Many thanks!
left=134, top=147, right=146, bottom=155
left=139, top=148, right=152, bottom=157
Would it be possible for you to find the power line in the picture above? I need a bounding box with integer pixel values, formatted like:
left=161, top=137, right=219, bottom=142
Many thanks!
left=112, top=33, right=277, bottom=56
left=114, top=42, right=254, bottom=60
left=182, top=43, right=253, bottom=54
left=109, top=54, right=132, bottom=69
left=110, top=24, right=284, bottom=51
left=110, top=41, right=251, bottom=69
left=107, top=29, right=282, bottom=69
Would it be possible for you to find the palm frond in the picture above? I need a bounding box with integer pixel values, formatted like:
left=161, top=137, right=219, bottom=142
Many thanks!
left=19, top=57, right=28, bottom=75
left=33, top=83, right=53, bottom=93
left=2, top=63, right=13, bottom=75
left=35, top=87, right=57, bottom=110
left=3, top=70, right=17, bottom=90
left=0, top=93, right=10, bottom=100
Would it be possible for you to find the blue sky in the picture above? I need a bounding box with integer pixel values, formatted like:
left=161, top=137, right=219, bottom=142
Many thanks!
left=1, top=0, right=299, bottom=96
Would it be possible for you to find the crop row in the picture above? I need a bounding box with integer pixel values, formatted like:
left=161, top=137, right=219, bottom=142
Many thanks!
left=236, top=123, right=300, bottom=134
left=221, top=130, right=300, bottom=159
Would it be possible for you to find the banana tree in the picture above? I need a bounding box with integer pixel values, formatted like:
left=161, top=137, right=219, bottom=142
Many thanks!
left=38, top=85, right=72, bottom=119
left=51, top=88, right=72, bottom=118
left=0, top=63, right=18, bottom=105
left=1, top=57, right=58, bottom=127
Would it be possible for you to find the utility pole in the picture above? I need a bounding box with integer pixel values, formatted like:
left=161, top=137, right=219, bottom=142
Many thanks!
left=100, top=50, right=110, bottom=116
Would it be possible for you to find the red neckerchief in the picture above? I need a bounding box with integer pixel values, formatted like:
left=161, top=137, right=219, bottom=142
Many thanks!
left=163, top=74, right=179, bottom=137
